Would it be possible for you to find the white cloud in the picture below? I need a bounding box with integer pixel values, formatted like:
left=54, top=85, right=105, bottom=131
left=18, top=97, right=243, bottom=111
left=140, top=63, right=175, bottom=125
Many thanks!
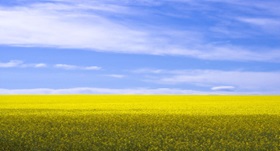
left=34, top=63, right=47, bottom=68
left=54, top=64, right=78, bottom=70
left=21, top=63, right=48, bottom=68
left=137, top=69, right=280, bottom=92
left=0, top=60, right=99, bottom=70
left=0, top=2, right=279, bottom=62
left=0, top=87, right=239, bottom=94
left=106, top=74, right=126, bottom=78
left=211, top=86, right=235, bottom=91
left=238, top=18, right=280, bottom=26
left=0, top=60, right=47, bottom=68
left=237, top=17, right=280, bottom=33
left=84, top=66, right=102, bottom=70
left=0, top=60, right=23, bottom=68
left=133, top=69, right=164, bottom=74
left=0, top=4, right=155, bottom=54
left=54, top=64, right=101, bottom=70
left=0, top=87, right=278, bottom=94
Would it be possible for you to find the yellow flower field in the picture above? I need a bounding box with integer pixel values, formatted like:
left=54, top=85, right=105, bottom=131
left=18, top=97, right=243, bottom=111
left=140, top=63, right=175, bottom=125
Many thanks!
left=0, top=95, right=279, bottom=150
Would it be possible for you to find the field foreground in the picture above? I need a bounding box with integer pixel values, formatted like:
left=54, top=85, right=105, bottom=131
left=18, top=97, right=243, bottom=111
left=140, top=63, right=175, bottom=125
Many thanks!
left=0, top=95, right=280, bottom=150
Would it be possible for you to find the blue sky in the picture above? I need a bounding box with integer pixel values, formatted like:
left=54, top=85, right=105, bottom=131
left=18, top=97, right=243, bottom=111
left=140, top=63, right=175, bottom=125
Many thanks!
left=0, top=0, right=280, bottom=94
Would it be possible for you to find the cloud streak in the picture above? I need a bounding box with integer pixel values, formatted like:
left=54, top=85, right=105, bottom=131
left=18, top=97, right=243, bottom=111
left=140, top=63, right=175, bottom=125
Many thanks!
left=54, top=64, right=101, bottom=70
left=211, top=86, right=236, bottom=91
left=105, top=74, right=126, bottom=78
left=0, top=87, right=201, bottom=94
left=0, top=87, right=273, bottom=94
left=0, top=60, right=47, bottom=68
left=0, top=60, right=101, bottom=70
left=135, top=69, right=280, bottom=92
left=0, top=60, right=22, bottom=68
left=0, top=1, right=279, bottom=62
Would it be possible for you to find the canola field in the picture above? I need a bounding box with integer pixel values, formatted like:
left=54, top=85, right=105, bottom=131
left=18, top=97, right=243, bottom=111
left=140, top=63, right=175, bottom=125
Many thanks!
left=0, top=95, right=280, bottom=150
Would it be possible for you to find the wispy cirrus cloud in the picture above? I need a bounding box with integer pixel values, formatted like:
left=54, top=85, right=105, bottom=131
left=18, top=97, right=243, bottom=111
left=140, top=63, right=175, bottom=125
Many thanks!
left=0, top=3, right=152, bottom=53
left=0, top=60, right=101, bottom=70
left=54, top=64, right=101, bottom=70
left=1, top=87, right=279, bottom=94
left=0, top=60, right=47, bottom=68
left=134, top=69, right=280, bottom=92
left=34, top=63, right=47, bottom=68
left=0, top=87, right=201, bottom=94
left=0, top=60, right=22, bottom=68
left=0, top=87, right=269, bottom=94
left=105, top=74, right=126, bottom=78
left=211, top=86, right=236, bottom=92
left=0, top=1, right=279, bottom=62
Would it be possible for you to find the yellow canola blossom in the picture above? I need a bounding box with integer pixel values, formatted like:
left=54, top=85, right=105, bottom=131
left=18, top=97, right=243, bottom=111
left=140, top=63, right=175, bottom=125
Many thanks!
left=1, top=95, right=279, bottom=115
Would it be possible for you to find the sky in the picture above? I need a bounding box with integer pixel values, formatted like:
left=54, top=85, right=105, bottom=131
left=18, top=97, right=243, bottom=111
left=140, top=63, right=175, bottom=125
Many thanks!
left=0, top=0, right=280, bottom=94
